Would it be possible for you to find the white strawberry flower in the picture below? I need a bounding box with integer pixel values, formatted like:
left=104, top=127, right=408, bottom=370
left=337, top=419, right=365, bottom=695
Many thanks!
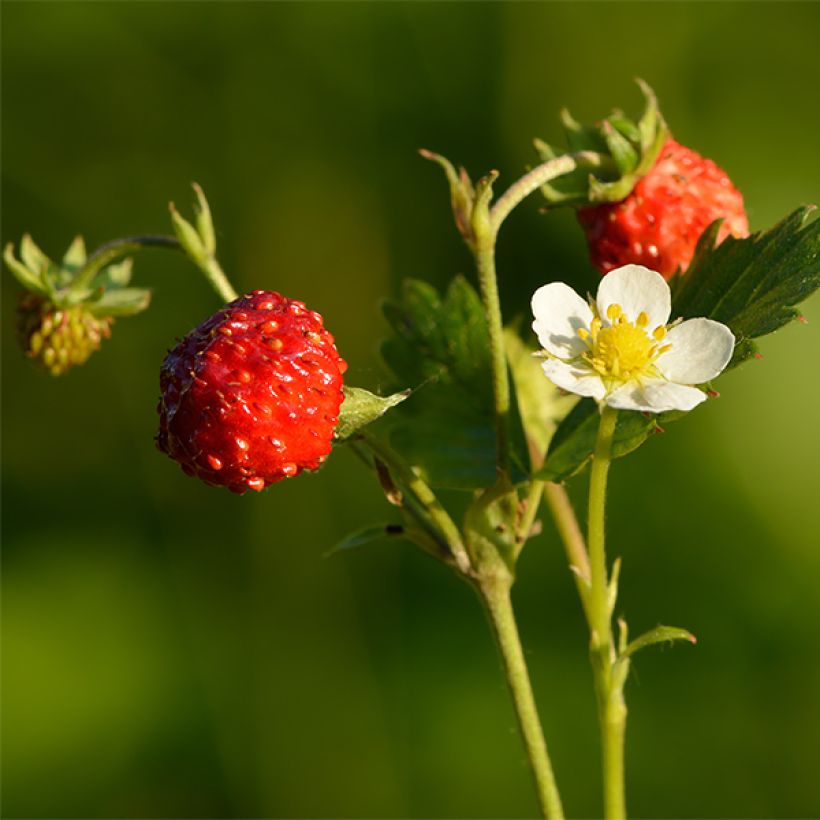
left=531, top=264, right=735, bottom=413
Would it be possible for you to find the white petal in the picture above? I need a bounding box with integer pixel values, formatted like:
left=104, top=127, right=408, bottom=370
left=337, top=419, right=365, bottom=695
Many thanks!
left=606, top=379, right=707, bottom=413
left=595, top=264, right=671, bottom=330
left=656, top=318, right=735, bottom=384
left=531, top=282, right=594, bottom=358
left=541, top=359, right=606, bottom=400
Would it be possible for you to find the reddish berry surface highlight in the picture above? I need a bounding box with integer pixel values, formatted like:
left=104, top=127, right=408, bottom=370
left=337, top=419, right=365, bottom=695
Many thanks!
left=578, top=139, right=749, bottom=279
left=157, top=290, right=346, bottom=494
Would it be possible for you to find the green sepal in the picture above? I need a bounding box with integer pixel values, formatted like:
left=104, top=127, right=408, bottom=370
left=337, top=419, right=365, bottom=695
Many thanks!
left=192, top=182, right=216, bottom=257
left=324, top=524, right=405, bottom=557
left=170, top=201, right=208, bottom=265
left=61, top=235, right=87, bottom=272
left=20, top=234, right=53, bottom=278
left=536, top=79, right=669, bottom=208
left=600, top=120, right=638, bottom=176
left=86, top=287, right=151, bottom=318
left=334, top=385, right=410, bottom=442
left=3, top=242, right=51, bottom=296
left=419, top=149, right=476, bottom=245
left=620, top=625, right=697, bottom=660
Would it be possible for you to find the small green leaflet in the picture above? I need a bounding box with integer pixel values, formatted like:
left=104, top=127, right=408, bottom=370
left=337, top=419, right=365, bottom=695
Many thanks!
left=621, top=625, right=697, bottom=659
left=536, top=208, right=819, bottom=483
left=335, top=386, right=410, bottom=441
left=381, top=276, right=531, bottom=489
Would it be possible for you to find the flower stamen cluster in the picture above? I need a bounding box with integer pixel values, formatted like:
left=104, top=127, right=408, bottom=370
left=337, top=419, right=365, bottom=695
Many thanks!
left=579, top=304, right=672, bottom=387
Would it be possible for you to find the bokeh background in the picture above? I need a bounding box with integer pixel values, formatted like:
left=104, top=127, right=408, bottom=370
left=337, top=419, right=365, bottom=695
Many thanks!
left=3, top=2, right=820, bottom=817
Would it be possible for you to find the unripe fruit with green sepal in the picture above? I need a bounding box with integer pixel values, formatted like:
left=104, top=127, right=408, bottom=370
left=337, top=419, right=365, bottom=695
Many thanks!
left=4, top=234, right=151, bottom=375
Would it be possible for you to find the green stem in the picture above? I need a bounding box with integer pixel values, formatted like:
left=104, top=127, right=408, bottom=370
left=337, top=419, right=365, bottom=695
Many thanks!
left=358, top=431, right=471, bottom=574
left=195, top=253, right=238, bottom=303
left=587, top=405, right=626, bottom=820
left=480, top=578, right=565, bottom=820
left=515, top=479, right=545, bottom=552
left=490, top=151, right=612, bottom=233
left=473, top=237, right=510, bottom=477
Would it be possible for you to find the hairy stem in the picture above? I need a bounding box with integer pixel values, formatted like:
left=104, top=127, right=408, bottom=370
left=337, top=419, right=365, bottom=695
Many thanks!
left=490, top=151, right=611, bottom=233
left=587, top=405, right=626, bottom=819
left=473, top=237, right=511, bottom=477
left=480, top=577, right=565, bottom=819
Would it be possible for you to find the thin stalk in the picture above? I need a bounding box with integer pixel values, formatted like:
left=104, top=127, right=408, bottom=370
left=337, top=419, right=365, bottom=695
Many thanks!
left=358, top=431, right=470, bottom=574
left=195, top=253, right=238, bottom=303
left=473, top=238, right=510, bottom=477
left=480, top=578, right=565, bottom=820
left=490, top=151, right=612, bottom=233
left=515, top=479, right=545, bottom=550
left=72, top=235, right=180, bottom=292
left=587, top=405, right=626, bottom=820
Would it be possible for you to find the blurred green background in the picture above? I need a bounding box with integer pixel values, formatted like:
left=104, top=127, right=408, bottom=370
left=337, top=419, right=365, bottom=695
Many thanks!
left=3, top=2, right=819, bottom=817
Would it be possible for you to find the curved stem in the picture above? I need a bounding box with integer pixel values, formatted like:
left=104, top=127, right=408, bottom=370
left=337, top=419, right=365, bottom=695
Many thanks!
left=72, top=235, right=180, bottom=292
left=490, top=151, right=611, bottom=234
left=71, top=233, right=239, bottom=304
left=358, top=431, right=470, bottom=574
left=480, top=578, right=565, bottom=819
left=587, top=405, right=626, bottom=819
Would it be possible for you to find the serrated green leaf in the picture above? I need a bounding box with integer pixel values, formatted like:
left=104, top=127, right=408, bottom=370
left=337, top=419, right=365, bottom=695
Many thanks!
left=335, top=386, right=410, bottom=441
left=324, top=524, right=403, bottom=557
left=3, top=243, right=50, bottom=295
left=621, top=625, right=696, bottom=659
left=87, top=287, right=151, bottom=317
left=672, top=207, right=820, bottom=367
left=535, top=398, right=683, bottom=483
left=381, top=276, right=530, bottom=489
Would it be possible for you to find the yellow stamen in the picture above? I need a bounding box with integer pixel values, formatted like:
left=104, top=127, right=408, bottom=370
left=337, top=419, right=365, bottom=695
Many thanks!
left=577, top=327, right=589, bottom=341
left=606, top=303, right=622, bottom=321
left=653, top=326, right=666, bottom=341
left=636, top=311, right=649, bottom=328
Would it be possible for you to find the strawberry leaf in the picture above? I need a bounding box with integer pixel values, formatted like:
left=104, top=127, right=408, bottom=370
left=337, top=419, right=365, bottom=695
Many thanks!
left=381, top=276, right=530, bottom=489
left=671, top=206, right=820, bottom=366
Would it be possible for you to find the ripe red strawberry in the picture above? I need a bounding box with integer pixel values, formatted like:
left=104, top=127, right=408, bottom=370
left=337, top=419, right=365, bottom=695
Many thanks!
left=577, top=138, right=749, bottom=278
left=156, top=290, right=347, bottom=494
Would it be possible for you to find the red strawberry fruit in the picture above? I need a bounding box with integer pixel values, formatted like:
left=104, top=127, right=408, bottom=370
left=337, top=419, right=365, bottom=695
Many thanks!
left=577, top=138, right=749, bottom=278
left=157, top=290, right=347, bottom=494
left=535, top=81, right=749, bottom=279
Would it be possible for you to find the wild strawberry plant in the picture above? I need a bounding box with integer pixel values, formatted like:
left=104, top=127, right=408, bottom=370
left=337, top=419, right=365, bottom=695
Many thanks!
left=5, top=82, right=819, bottom=819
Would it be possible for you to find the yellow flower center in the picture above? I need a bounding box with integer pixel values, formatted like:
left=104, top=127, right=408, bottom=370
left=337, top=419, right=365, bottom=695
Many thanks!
left=577, top=303, right=671, bottom=384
